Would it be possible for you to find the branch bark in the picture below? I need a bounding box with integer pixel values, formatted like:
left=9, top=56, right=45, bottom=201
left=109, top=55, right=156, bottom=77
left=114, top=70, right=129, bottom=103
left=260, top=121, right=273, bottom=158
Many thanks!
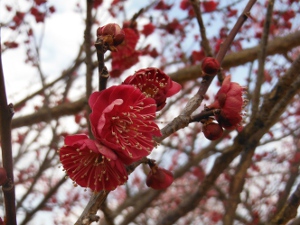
left=0, top=31, right=17, bottom=225
left=156, top=54, right=300, bottom=225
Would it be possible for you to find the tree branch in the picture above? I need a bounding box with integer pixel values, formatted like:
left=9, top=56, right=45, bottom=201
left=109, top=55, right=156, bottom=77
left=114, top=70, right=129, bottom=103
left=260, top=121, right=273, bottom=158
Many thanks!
left=251, top=0, right=275, bottom=119
left=0, top=30, right=17, bottom=225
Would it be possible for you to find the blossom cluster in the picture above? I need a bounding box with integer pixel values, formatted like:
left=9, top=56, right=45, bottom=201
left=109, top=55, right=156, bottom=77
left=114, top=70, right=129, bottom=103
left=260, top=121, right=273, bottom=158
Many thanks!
left=59, top=67, right=181, bottom=192
left=203, top=75, right=246, bottom=140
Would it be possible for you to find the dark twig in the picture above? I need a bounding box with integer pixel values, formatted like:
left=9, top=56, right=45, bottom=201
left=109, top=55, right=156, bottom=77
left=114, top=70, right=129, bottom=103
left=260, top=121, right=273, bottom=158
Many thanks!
left=84, top=0, right=94, bottom=138
left=268, top=183, right=300, bottom=225
left=251, top=0, right=275, bottom=119
left=189, top=0, right=213, bottom=57
left=0, top=31, right=17, bottom=225
left=95, top=39, right=108, bottom=91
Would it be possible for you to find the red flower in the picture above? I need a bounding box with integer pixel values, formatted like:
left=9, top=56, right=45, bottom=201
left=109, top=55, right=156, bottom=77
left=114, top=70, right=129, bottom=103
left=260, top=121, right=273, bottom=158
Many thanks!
left=207, top=75, right=244, bottom=130
left=89, top=85, right=161, bottom=165
left=202, top=1, right=218, bottom=12
left=123, top=67, right=181, bottom=110
left=110, top=28, right=140, bottom=77
left=59, top=134, right=128, bottom=191
left=146, top=167, right=173, bottom=190
left=154, top=0, right=172, bottom=10
left=97, top=23, right=125, bottom=51
left=191, top=50, right=205, bottom=63
left=201, top=57, right=220, bottom=75
left=142, top=23, right=155, bottom=37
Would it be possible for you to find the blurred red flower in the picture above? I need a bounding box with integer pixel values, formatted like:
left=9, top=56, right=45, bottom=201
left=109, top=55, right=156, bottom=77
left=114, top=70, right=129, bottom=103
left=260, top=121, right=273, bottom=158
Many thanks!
left=123, top=67, right=181, bottom=110
left=110, top=28, right=140, bottom=77
left=89, top=85, right=161, bottom=164
left=59, top=134, right=128, bottom=191
left=207, top=75, right=244, bottom=130
left=142, top=23, right=155, bottom=36
left=202, top=1, right=218, bottom=12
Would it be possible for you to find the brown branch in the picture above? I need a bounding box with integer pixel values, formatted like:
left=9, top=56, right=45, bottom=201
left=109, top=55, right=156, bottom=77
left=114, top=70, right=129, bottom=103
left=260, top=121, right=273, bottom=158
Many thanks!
left=169, top=30, right=300, bottom=83
left=251, top=0, right=275, bottom=119
left=156, top=53, right=300, bottom=225
left=11, top=98, right=86, bottom=128
left=84, top=0, right=94, bottom=137
left=223, top=147, right=255, bottom=225
left=156, top=0, right=257, bottom=143
left=268, top=183, right=300, bottom=225
left=268, top=134, right=300, bottom=223
left=0, top=31, right=17, bottom=225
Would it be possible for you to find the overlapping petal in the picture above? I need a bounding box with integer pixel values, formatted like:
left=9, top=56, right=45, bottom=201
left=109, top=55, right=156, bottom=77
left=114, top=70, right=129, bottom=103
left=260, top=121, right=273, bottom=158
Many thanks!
left=89, top=85, right=161, bottom=164
left=59, top=134, right=128, bottom=191
left=123, top=67, right=181, bottom=110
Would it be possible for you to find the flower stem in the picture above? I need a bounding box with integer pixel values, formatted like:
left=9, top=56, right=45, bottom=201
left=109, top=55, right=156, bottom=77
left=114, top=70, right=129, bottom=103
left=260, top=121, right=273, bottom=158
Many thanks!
left=95, top=38, right=108, bottom=91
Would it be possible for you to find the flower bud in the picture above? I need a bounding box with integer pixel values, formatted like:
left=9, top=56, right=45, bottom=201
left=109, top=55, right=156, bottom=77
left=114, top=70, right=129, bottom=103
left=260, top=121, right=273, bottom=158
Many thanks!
left=201, top=57, right=220, bottom=75
left=96, top=23, right=125, bottom=51
left=146, top=167, right=173, bottom=190
left=0, top=167, right=8, bottom=186
left=203, top=121, right=223, bottom=140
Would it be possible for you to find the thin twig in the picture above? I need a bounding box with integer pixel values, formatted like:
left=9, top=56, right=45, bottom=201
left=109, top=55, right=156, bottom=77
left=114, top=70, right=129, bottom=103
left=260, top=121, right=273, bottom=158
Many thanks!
left=189, top=0, right=213, bottom=57
left=84, top=0, right=94, bottom=137
left=251, top=0, right=275, bottom=119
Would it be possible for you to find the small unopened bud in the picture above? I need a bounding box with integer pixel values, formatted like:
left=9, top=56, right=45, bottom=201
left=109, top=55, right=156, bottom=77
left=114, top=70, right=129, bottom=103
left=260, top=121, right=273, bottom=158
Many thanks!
left=0, top=167, right=8, bottom=186
left=201, top=57, right=220, bottom=75
left=96, top=23, right=125, bottom=51
left=203, top=121, right=223, bottom=140
left=146, top=166, right=173, bottom=190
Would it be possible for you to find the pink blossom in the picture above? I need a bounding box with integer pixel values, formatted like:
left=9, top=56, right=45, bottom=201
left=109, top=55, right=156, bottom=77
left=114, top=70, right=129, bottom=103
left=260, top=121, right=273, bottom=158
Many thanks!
left=207, top=75, right=244, bottom=130
left=89, top=85, right=161, bottom=164
left=123, top=67, right=181, bottom=110
left=59, top=134, right=128, bottom=191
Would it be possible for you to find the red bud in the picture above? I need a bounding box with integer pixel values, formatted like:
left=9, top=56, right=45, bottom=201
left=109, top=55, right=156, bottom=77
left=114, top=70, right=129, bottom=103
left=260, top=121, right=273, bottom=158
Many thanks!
left=201, top=57, right=220, bottom=75
left=146, top=167, right=173, bottom=190
left=96, top=23, right=125, bottom=51
left=203, top=121, right=223, bottom=140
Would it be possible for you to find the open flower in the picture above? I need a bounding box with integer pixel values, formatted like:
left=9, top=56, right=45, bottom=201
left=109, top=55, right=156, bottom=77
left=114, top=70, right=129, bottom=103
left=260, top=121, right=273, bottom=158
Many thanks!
left=123, top=67, right=181, bottom=110
left=89, top=85, right=161, bottom=165
left=59, top=134, right=128, bottom=192
left=146, top=167, right=174, bottom=190
left=207, top=75, right=244, bottom=130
